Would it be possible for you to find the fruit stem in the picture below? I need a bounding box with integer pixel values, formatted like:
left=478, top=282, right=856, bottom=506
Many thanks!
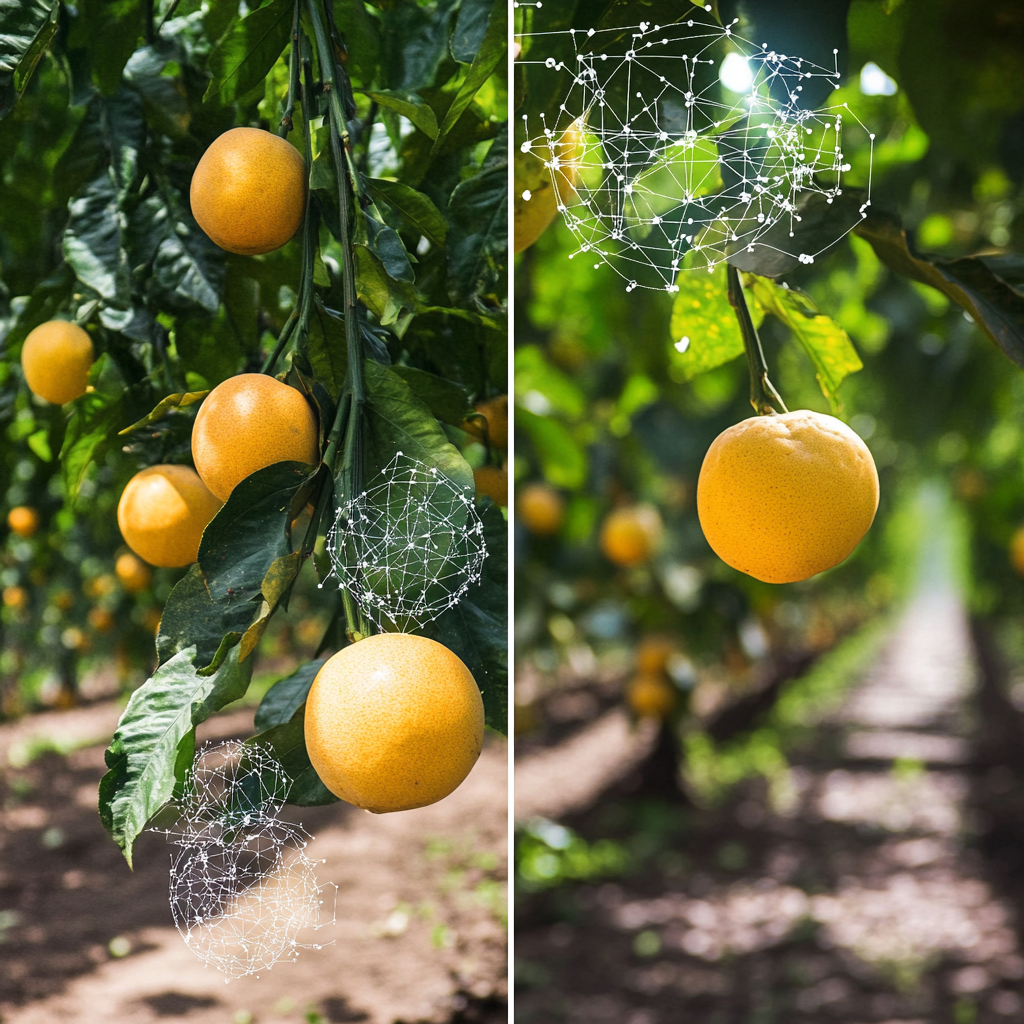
left=727, top=263, right=787, bottom=417
left=278, top=1, right=301, bottom=138
left=260, top=308, right=298, bottom=375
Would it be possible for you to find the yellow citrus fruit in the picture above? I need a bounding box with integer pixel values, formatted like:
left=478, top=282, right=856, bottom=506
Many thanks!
left=1010, top=526, right=1024, bottom=576
left=190, top=127, right=307, bottom=255
left=191, top=373, right=319, bottom=502
left=514, top=122, right=583, bottom=254
left=305, top=632, right=485, bottom=813
left=474, top=464, right=508, bottom=507
left=84, top=574, right=116, bottom=599
left=21, top=321, right=94, bottom=405
left=697, top=410, right=879, bottom=584
left=117, top=465, right=223, bottom=568
left=463, top=394, right=509, bottom=451
left=626, top=673, right=676, bottom=719
left=600, top=504, right=663, bottom=567
left=517, top=482, right=565, bottom=536
left=7, top=506, right=40, bottom=538
left=2, top=586, right=28, bottom=611
left=115, top=553, right=152, bottom=594
left=88, top=607, right=115, bottom=633
left=636, top=635, right=674, bottom=675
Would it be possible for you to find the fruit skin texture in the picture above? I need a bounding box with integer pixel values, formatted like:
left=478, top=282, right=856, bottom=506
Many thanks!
left=474, top=465, right=508, bottom=507
left=190, top=127, right=307, bottom=256
left=115, top=552, right=152, bottom=593
left=600, top=504, right=663, bottom=567
left=117, top=465, right=223, bottom=568
left=626, top=673, right=675, bottom=718
left=514, top=122, right=583, bottom=254
left=517, top=482, right=565, bottom=536
left=304, top=633, right=485, bottom=813
left=7, top=506, right=40, bottom=538
left=697, top=410, right=879, bottom=585
left=21, top=321, right=94, bottom=405
left=191, top=373, right=319, bottom=501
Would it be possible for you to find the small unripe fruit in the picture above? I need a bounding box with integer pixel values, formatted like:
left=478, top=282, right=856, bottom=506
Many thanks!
left=517, top=483, right=565, bottom=536
left=21, top=321, right=94, bottom=405
left=7, top=506, right=40, bottom=538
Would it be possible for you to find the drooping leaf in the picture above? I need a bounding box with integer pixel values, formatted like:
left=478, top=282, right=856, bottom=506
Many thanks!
left=366, top=177, right=448, bottom=247
left=119, top=390, right=209, bottom=435
left=332, top=0, right=379, bottom=82
left=747, top=274, right=863, bottom=410
left=98, top=644, right=253, bottom=866
left=66, top=0, right=144, bottom=96
left=237, top=550, right=305, bottom=662
left=0, top=0, right=59, bottom=118
left=254, top=658, right=326, bottom=731
left=364, top=208, right=415, bottom=283
left=855, top=209, right=1024, bottom=369
left=354, top=244, right=417, bottom=325
left=363, top=89, right=438, bottom=140
left=390, top=365, right=471, bottom=426
left=63, top=170, right=131, bottom=304
left=1, top=262, right=75, bottom=350
left=306, top=301, right=348, bottom=400
left=204, top=0, right=293, bottom=104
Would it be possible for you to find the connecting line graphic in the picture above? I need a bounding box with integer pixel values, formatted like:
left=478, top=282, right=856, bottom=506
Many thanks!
left=519, top=11, right=874, bottom=291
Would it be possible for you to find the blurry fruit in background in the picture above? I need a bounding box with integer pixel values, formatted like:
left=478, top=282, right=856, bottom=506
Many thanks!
left=514, top=121, right=583, bottom=253
left=3, top=586, right=28, bottom=611
left=53, top=589, right=74, bottom=611
left=1010, top=526, right=1024, bottom=576
left=143, top=608, right=163, bottom=635
left=954, top=467, right=986, bottom=502
left=88, top=607, right=115, bottom=633
left=626, top=672, right=676, bottom=719
left=84, top=574, right=116, bottom=599
left=600, top=504, right=664, bottom=567
left=518, top=482, right=565, bottom=536
left=636, top=635, right=674, bottom=675
left=463, top=394, right=509, bottom=451
left=21, top=320, right=94, bottom=405
left=7, top=506, right=40, bottom=538
left=117, top=465, right=223, bottom=568
left=115, top=553, right=152, bottom=594
left=698, top=410, right=879, bottom=584
left=475, top=464, right=508, bottom=507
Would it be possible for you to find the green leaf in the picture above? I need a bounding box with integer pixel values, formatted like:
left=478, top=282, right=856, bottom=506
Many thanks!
left=332, top=0, right=379, bottom=82
left=119, top=390, right=209, bottom=435
left=174, top=310, right=245, bottom=387
left=0, top=0, right=58, bottom=117
left=238, top=550, right=305, bottom=662
left=748, top=275, right=863, bottom=409
left=446, top=132, right=507, bottom=302
left=390, top=365, right=471, bottom=426
left=363, top=90, right=438, bottom=140
left=204, top=0, right=293, bottom=104
left=254, top=658, right=326, bottom=731
left=98, top=644, right=253, bottom=866
left=422, top=504, right=506, bottom=734
left=513, top=345, right=586, bottom=419
left=63, top=171, right=131, bottom=304
left=2, top=263, right=75, bottom=350
left=243, top=707, right=338, bottom=806
left=855, top=209, right=1024, bottom=370
left=306, top=301, right=348, bottom=401
left=431, top=0, right=505, bottom=154
left=515, top=406, right=588, bottom=489
left=66, top=0, right=144, bottom=96
left=363, top=359, right=475, bottom=495
left=366, top=177, right=448, bottom=247
left=450, top=0, right=492, bottom=64
left=364, top=209, right=415, bottom=283
left=354, top=244, right=417, bottom=325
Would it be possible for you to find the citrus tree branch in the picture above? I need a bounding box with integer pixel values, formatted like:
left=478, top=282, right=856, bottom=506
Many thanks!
left=727, top=262, right=787, bottom=416
left=277, top=1, right=301, bottom=138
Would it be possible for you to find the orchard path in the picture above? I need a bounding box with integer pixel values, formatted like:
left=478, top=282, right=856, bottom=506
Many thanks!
left=0, top=705, right=507, bottom=1024
left=516, top=517, right=1024, bottom=1022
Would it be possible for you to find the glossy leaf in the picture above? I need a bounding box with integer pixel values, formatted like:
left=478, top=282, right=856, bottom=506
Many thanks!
left=366, top=177, right=448, bottom=247
left=390, top=365, right=471, bottom=426
left=63, top=171, right=131, bottom=304
left=204, top=0, right=293, bottom=104
left=363, top=90, right=438, bottom=140
left=254, top=658, right=326, bottom=731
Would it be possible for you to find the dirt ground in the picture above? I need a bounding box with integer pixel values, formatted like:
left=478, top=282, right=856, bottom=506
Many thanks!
left=0, top=701, right=508, bottom=1024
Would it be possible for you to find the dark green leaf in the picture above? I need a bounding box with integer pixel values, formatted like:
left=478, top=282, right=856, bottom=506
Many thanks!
left=306, top=301, right=348, bottom=400
left=244, top=707, right=338, bottom=806
left=204, top=0, right=292, bottom=104
left=363, top=90, right=438, bottom=139
left=67, top=0, right=144, bottom=96
left=366, top=215, right=415, bottom=284
left=366, top=177, right=447, bottom=247
left=0, top=0, right=59, bottom=117
left=450, top=0, right=491, bottom=64
left=98, top=644, right=253, bottom=866
left=332, top=0, right=379, bottom=82
left=1, top=263, right=75, bottom=350
left=390, top=365, right=471, bottom=425
left=254, top=658, right=326, bottom=731
left=354, top=244, right=417, bottom=325
left=63, top=171, right=131, bottom=303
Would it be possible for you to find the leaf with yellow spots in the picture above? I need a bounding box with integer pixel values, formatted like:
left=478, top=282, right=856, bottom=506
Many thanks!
left=669, top=259, right=763, bottom=380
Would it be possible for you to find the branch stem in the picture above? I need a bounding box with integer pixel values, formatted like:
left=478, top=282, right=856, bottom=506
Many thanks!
left=726, top=263, right=787, bottom=417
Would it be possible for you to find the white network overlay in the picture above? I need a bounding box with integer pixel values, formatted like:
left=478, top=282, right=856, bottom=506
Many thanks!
left=161, top=741, right=335, bottom=980
left=325, top=452, right=487, bottom=631
left=519, top=8, right=874, bottom=291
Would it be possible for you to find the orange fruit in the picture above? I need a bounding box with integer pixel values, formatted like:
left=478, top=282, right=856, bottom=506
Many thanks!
left=21, top=321, right=94, bottom=404
left=600, top=504, right=663, bottom=567
left=115, top=553, right=152, bottom=593
left=117, top=465, right=223, bottom=568
left=636, top=636, right=674, bottom=675
left=626, top=673, right=675, bottom=719
left=191, top=373, right=319, bottom=502
left=1010, top=526, right=1024, bottom=576
left=84, top=574, right=116, bottom=599
left=697, top=411, right=879, bottom=584
left=463, top=395, right=509, bottom=451
left=88, top=607, right=115, bottom=633
left=7, top=506, right=40, bottom=538
left=305, top=633, right=485, bottom=813
left=474, top=464, right=508, bottom=507
left=517, top=482, right=565, bottom=536
left=2, top=586, right=28, bottom=611
left=190, top=127, right=307, bottom=255
left=514, top=121, right=584, bottom=254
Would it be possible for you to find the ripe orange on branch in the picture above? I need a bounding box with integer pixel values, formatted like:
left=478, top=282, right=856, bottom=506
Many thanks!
left=462, top=394, right=508, bottom=451
left=21, top=321, right=94, bottom=405
left=305, top=633, right=485, bottom=813
left=190, top=127, right=307, bottom=256
left=474, top=464, right=508, bottom=507
left=697, top=410, right=879, bottom=584
left=191, top=373, right=319, bottom=502
left=7, top=506, right=40, bottom=538
left=117, top=465, right=223, bottom=568
left=115, top=553, right=152, bottom=594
